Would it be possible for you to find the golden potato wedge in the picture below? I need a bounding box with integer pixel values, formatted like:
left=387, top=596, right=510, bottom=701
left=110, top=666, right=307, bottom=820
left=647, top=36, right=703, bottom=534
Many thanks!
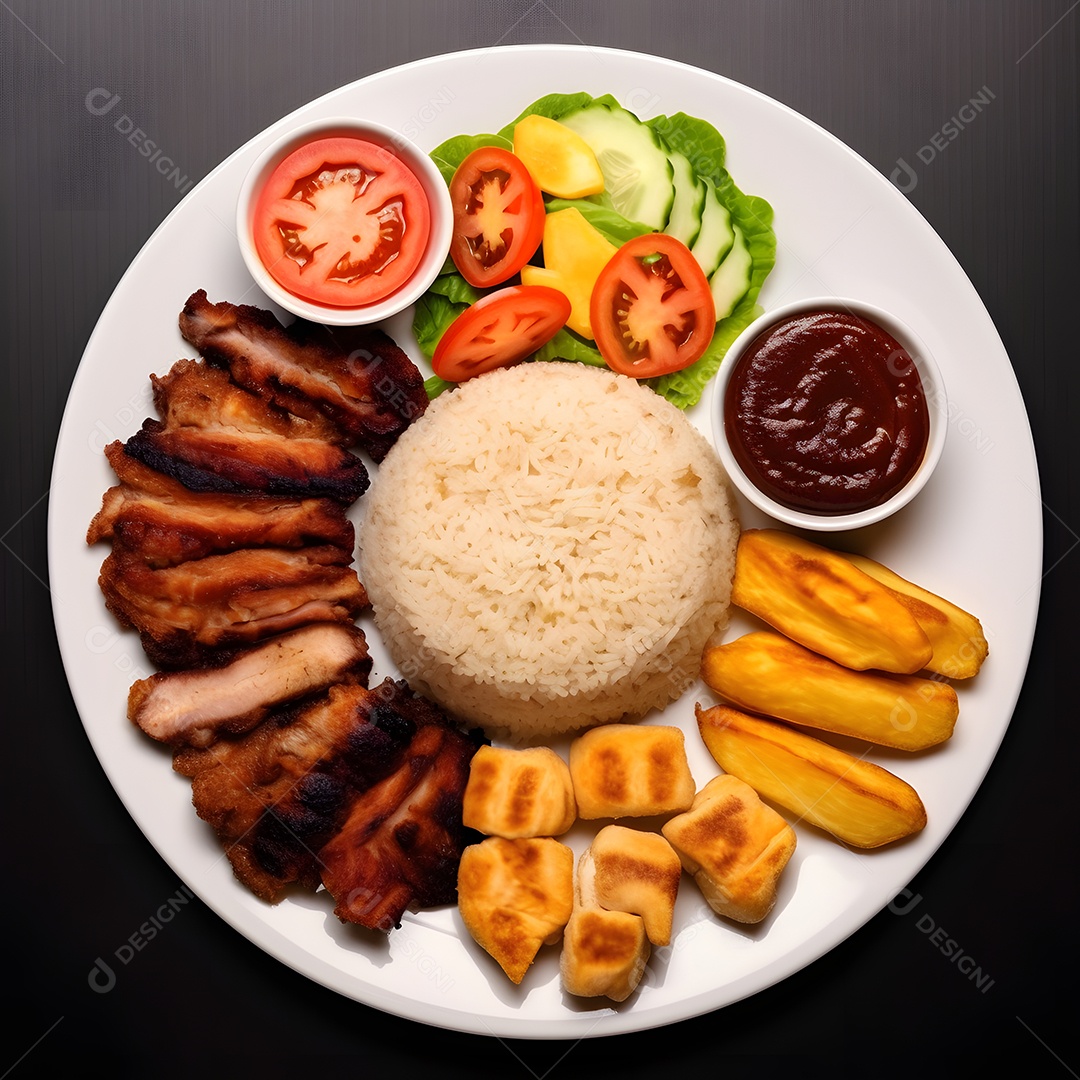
left=569, top=724, right=696, bottom=818
left=701, top=631, right=958, bottom=751
left=696, top=704, right=927, bottom=848
left=587, top=825, right=682, bottom=945
left=462, top=745, right=576, bottom=838
left=662, top=774, right=796, bottom=923
left=732, top=529, right=932, bottom=673
left=457, top=837, right=574, bottom=984
left=844, top=553, right=989, bottom=679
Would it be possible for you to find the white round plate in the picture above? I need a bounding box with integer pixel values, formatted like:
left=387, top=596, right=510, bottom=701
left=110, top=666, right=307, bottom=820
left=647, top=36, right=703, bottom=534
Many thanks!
left=49, top=45, right=1041, bottom=1039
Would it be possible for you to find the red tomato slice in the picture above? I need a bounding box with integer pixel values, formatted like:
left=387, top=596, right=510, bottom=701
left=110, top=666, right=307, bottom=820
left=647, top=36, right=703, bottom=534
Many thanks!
left=433, top=285, right=571, bottom=382
left=591, top=234, right=716, bottom=378
left=253, top=136, right=431, bottom=308
left=449, top=147, right=546, bottom=288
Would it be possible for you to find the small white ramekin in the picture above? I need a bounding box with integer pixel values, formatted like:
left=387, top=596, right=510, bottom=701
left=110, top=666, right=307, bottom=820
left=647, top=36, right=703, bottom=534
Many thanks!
left=712, top=297, right=948, bottom=532
left=236, top=116, right=452, bottom=326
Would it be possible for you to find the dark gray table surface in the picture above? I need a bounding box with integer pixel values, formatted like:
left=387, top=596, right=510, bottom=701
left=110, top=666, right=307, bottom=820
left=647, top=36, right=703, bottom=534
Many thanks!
left=2, top=2, right=1076, bottom=1074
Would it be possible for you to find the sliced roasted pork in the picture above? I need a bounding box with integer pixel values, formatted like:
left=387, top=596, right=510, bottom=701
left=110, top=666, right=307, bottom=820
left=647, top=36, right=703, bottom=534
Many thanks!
left=88, top=443, right=354, bottom=566
left=100, top=544, right=368, bottom=668
left=174, top=683, right=384, bottom=899
left=178, top=289, right=427, bottom=461
left=173, top=679, right=480, bottom=908
left=123, top=419, right=369, bottom=502
left=127, top=622, right=372, bottom=747
left=151, top=357, right=343, bottom=442
left=319, top=717, right=480, bottom=932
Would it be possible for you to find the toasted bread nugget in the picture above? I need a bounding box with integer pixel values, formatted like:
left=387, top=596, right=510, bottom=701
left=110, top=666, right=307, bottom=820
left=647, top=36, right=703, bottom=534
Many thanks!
left=569, top=724, right=696, bottom=819
left=560, top=907, right=651, bottom=1002
left=462, top=745, right=576, bottom=838
left=560, top=845, right=650, bottom=1001
left=588, top=825, right=682, bottom=946
left=662, top=774, right=796, bottom=924
left=457, top=837, right=574, bottom=984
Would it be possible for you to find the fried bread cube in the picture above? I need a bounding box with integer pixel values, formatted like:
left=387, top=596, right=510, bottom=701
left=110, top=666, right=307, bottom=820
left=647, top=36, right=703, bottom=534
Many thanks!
left=569, top=724, right=696, bottom=819
left=560, top=844, right=650, bottom=1002
left=586, top=825, right=682, bottom=946
left=457, top=837, right=574, bottom=984
left=462, top=745, right=576, bottom=838
left=662, top=773, right=796, bottom=924
left=560, top=907, right=651, bottom=1002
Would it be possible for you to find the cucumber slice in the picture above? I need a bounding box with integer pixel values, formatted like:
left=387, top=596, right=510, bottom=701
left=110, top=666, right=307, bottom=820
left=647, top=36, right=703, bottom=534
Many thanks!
left=709, top=224, right=753, bottom=320
left=663, top=151, right=706, bottom=246
left=690, top=179, right=736, bottom=279
left=559, top=102, right=675, bottom=231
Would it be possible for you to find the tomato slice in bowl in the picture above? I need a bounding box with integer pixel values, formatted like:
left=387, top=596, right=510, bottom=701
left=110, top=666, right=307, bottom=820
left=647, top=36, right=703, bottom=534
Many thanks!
left=591, top=233, right=716, bottom=378
left=449, top=147, right=546, bottom=288
left=252, top=136, right=431, bottom=308
left=433, top=285, right=572, bottom=382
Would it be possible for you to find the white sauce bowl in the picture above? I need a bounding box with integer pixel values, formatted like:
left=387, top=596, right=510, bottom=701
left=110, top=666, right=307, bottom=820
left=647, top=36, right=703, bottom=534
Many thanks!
left=235, top=116, right=453, bottom=326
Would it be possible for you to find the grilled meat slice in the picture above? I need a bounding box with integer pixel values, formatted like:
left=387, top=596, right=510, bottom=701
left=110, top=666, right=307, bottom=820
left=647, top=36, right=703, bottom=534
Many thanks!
left=128, top=622, right=372, bottom=747
left=123, top=419, right=369, bottom=502
left=174, top=679, right=479, bottom=906
left=151, top=357, right=342, bottom=442
left=319, top=717, right=481, bottom=932
left=178, top=289, right=427, bottom=461
left=174, top=683, right=399, bottom=900
left=88, top=442, right=354, bottom=566
left=100, top=544, right=368, bottom=668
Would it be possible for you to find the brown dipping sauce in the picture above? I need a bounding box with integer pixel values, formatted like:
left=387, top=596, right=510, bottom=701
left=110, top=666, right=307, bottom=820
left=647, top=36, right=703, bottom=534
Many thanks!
left=724, top=310, right=930, bottom=514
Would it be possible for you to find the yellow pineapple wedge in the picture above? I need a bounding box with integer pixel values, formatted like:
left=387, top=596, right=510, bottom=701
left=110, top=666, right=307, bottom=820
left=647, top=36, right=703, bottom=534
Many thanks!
left=843, top=553, right=989, bottom=679
left=697, top=704, right=927, bottom=848
left=731, top=529, right=932, bottom=673
left=701, top=631, right=958, bottom=750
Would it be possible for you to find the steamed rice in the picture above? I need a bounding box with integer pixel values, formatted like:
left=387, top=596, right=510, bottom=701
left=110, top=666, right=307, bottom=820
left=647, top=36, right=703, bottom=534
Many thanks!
left=358, top=362, right=739, bottom=741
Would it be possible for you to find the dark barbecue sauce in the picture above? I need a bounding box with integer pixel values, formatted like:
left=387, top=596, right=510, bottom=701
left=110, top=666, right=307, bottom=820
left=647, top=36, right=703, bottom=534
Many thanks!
left=724, top=310, right=930, bottom=514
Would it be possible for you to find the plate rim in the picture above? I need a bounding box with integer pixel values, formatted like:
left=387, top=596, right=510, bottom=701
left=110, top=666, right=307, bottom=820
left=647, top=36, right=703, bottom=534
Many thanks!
left=48, top=42, right=1043, bottom=1039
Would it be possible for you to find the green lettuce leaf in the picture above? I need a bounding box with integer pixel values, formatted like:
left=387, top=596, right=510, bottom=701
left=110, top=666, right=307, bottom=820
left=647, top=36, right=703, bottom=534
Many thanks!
left=541, top=198, right=650, bottom=247
left=424, top=374, right=456, bottom=399
left=429, top=131, right=512, bottom=186
left=418, top=94, right=777, bottom=411
left=495, top=91, right=618, bottom=140
left=647, top=111, right=727, bottom=179
left=412, top=291, right=465, bottom=362
left=531, top=327, right=606, bottom=367
left=428, top=272, right=485, bottom=307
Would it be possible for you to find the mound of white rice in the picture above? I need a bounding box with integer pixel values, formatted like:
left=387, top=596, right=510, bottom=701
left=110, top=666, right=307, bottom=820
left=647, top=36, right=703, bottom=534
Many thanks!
left=359, top=362, right=739, bottom=741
